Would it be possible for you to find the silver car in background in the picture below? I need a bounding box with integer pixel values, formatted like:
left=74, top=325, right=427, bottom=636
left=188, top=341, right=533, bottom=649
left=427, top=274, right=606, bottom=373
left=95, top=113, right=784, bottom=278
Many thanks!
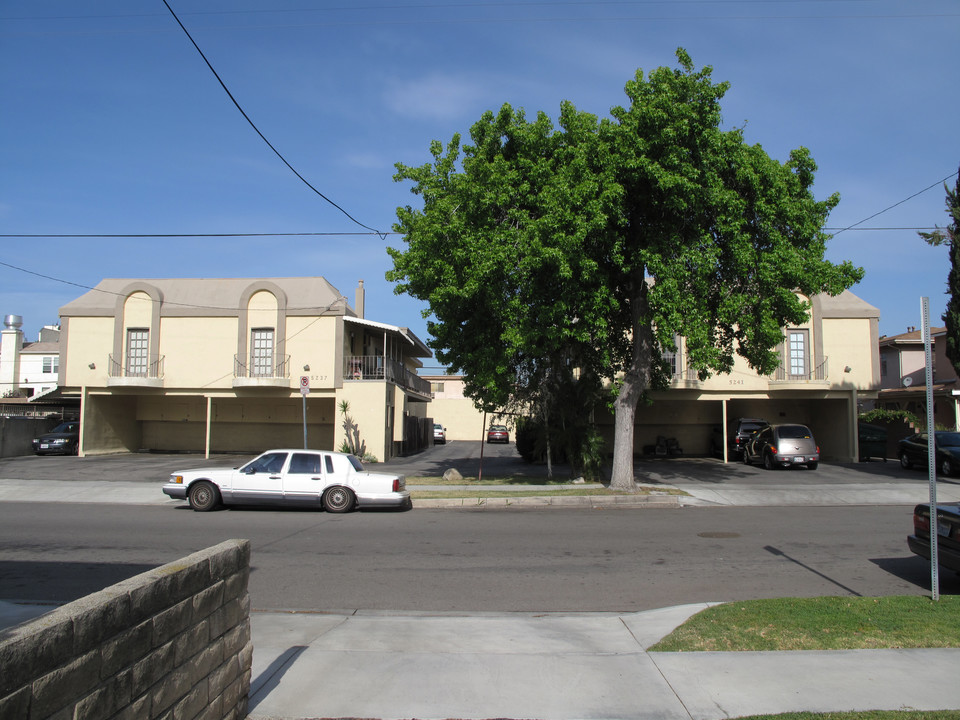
left=743, top=424, right=819, bottom=470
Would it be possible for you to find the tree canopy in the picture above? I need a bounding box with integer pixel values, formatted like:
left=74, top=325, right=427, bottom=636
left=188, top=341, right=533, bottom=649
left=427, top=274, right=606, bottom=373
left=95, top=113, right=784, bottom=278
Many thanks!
left=388, top=49, right=863, bottom=489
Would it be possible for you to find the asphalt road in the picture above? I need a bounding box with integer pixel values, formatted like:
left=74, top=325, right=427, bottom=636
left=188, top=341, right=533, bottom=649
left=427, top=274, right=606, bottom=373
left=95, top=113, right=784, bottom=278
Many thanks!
left=1, top=501, right=955, bottom=613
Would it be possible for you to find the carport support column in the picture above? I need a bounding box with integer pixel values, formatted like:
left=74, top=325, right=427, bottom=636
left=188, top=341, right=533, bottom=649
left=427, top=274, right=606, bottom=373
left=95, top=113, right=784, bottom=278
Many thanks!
left=79, top=385, right=87, bottom=458
left=721, top=399, right=728, bottom=463
left=204, top=396, right=212, bottom=459
left=850, top=388, right=859, bottom=463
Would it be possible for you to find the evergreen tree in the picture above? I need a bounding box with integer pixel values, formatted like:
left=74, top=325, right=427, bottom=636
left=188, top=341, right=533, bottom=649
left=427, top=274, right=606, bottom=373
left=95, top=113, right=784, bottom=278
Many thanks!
left=919, top=166, right=960, bottom=375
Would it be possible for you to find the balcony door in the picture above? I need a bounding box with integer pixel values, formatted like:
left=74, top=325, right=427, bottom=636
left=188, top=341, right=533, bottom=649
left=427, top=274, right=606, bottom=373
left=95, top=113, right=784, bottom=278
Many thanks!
left=787, top=329, right=809, bottom=380
left=126, top=329, right=149, bottom=377
left=250, top=328, right=275, bottom=377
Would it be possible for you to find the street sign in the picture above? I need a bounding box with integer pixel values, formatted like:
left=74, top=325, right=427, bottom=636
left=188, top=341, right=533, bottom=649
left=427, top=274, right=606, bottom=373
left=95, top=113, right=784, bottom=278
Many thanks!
left=300, top=375, right=310, bottom=396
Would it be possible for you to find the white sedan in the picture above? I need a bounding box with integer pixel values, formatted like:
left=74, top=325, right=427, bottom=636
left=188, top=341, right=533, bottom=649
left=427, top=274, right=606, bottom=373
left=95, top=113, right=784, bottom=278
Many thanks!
left=162, top=449, right=410, bottom=513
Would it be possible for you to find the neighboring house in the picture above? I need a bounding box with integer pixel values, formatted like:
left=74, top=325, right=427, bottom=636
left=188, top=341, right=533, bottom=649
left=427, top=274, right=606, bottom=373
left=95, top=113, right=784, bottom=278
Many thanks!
left=876, top=325, right=959, bottom=431
left=422, top=374, right=508, bottom=441
left=591, top=289, right=881, bottom=462
left=0, top=315, right=63, bottom=400
left=58, top=278, right=433, bottom=459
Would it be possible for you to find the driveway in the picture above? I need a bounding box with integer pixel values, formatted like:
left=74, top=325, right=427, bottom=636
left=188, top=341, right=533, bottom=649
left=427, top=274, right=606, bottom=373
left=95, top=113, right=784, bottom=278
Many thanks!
left=0, top=442, right=950, bottom=489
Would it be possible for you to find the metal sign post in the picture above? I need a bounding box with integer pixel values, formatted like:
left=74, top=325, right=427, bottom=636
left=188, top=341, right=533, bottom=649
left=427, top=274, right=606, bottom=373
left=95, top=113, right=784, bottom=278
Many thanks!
left=922, top=298, right=939, bottom=600
left=300, top=375, right=310, bottom=450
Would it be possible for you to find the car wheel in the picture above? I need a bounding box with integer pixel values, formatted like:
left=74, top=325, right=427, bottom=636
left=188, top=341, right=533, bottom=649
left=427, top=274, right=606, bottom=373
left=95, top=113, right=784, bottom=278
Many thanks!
left=807, top=462, right=818, bottom=470
left=763, top=452, right=776, bottom=471
left=324, top=486, right=355, bottom=513
left=899, top=452, right=912, bottom=469
left=942, top=458, right=954, bottom=478
left=188, top=481, right=220, bottom=512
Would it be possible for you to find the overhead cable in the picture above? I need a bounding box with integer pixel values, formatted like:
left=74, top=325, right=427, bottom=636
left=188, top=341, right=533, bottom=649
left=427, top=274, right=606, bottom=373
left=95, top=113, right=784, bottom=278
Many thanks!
left=160, top=0, right=385, bottom=239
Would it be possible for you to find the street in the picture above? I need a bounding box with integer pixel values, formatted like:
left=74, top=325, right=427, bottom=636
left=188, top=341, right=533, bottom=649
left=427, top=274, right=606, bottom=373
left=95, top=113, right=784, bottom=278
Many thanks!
left=0, top=501, right=954, bottom=612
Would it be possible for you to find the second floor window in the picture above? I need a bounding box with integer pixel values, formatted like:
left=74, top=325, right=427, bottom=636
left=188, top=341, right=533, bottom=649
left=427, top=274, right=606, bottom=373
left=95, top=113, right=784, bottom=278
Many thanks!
left=42, top=356, right=58, bottom=374
left=788, top=330, right=808, bottom=378
left=126, top=329, right=149, bottom=377
left=251, top=328, right=274, bottom=377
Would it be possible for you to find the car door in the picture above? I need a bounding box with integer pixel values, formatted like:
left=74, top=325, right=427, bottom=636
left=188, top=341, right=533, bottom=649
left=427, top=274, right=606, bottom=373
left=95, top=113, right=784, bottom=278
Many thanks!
left=282, top=452, right=329, bottom=505
left=230, top=451, right=288, bottom=505
left=907, top=433, right=929, bottom=465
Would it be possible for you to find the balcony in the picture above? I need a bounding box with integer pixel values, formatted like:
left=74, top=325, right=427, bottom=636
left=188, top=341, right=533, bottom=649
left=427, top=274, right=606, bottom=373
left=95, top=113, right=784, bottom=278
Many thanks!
left=344, top=356, right=432, bottom=399
left=107, top=354, right=164, bottom=388
left=771, top=357, right=829, bottom=385
left=233, top=354, right=291, bottom=389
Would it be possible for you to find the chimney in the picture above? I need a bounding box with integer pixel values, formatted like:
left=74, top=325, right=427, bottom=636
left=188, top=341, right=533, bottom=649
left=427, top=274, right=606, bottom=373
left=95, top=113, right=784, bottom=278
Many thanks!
left=355, top=280, right=365, bottom=319
left=1, top=314, right=24, bottom=395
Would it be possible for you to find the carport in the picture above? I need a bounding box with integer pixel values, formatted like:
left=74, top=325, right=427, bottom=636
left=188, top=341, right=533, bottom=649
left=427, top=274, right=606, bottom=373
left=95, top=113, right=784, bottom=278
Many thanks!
left=78, top=390, right=336, bottom=457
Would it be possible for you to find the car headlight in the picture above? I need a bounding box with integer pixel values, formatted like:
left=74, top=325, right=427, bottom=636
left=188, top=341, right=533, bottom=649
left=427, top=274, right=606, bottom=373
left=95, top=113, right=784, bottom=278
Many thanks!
left=170, top=475, right=184, bottom=484
left=51, top=438, right=68, bottom=444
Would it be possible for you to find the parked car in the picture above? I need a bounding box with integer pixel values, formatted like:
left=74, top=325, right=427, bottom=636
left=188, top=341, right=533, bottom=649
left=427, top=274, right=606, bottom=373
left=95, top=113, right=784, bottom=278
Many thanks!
left=32, top=421, right=80, bottom=455
left=908, top=502, right=960, bottom=572
left=718, top=417, right=767, bottom=457
left=162, top=449, right=410, bottom=513
left=742, top=423, right=819, bottom=470
left=433, top=423, right=446, bottom=444
left=486, top=424, right=509, bottom=443
left=858, top=422, right=888, bottom=462
left=898, top=431, right=960, bottom=477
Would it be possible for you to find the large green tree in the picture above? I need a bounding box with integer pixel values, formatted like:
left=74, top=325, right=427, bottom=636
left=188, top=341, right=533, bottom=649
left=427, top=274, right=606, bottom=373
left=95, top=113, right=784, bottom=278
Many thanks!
left=919, top=166, right=960, bottom=376
left=388, top=50, right=863, bottom=489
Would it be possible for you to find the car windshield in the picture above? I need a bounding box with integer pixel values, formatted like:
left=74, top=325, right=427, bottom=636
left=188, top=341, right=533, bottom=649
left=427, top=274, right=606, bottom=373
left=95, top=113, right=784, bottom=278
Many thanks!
left=741, top=423, right=765, bottom=433
left=778, top=425, right=812, bottom=439
left=937, top=432, right=960, bottom=448
left=51, top=422, right=78, bottom=434
left=490, top=426, right=506, bottom=431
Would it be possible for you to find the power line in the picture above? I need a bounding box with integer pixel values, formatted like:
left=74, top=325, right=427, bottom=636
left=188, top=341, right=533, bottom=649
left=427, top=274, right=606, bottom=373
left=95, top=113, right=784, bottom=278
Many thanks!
left=0, top=226, right=943, bottom=239
left=831, top=170, right=960, bottom=236
left=0, top=233, right=385, bottom=238
left=160, top=0, right=385, bottom=240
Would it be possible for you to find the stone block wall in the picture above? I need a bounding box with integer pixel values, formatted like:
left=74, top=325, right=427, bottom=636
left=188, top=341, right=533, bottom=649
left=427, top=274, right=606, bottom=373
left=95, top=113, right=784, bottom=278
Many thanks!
left=0, top=539, right=252, bottom=720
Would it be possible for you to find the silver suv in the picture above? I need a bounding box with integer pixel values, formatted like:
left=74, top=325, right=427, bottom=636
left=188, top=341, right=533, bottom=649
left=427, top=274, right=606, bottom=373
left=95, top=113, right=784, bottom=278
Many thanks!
left=743, top=424, right=819, bottom=470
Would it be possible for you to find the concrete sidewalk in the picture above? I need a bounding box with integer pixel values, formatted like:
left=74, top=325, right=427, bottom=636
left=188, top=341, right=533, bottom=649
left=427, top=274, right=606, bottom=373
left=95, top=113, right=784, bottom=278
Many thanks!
left=3, top=599, right=959, bottom=719
left=247, top=606, right=960, bottom=720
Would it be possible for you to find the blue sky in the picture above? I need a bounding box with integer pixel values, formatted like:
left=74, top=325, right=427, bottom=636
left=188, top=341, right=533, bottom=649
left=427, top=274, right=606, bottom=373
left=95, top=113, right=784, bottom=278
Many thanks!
left=2, top=1, right=957, bottom=370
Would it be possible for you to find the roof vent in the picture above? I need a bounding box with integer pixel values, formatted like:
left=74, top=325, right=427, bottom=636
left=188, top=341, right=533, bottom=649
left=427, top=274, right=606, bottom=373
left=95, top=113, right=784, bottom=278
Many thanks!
left=3, top=315, right=22, bottom=330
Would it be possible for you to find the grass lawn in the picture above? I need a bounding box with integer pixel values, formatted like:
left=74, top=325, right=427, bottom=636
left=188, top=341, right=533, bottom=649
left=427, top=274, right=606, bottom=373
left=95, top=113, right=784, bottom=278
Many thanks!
left=649, top=595, right=960, bottom=652
left=734, top=713, right=960, bottom=720
left=406, top=475, right=687, bottom=499
left=407, top=475, right=600, bottom=485
left=653, top=596, right=960, bottom=719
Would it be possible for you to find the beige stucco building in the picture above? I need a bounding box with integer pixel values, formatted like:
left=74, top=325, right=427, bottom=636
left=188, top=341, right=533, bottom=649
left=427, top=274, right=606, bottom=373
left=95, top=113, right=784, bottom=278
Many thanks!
left=426, top=289, right=882, bottom=463
left=593, top=289, right=882, bottom=462
left=58, top=278, right=432, bottom=459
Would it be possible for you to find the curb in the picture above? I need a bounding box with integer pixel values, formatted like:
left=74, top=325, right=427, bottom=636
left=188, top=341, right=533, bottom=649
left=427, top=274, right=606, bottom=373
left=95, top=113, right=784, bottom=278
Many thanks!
left=412, top=494, right=682, bottom=509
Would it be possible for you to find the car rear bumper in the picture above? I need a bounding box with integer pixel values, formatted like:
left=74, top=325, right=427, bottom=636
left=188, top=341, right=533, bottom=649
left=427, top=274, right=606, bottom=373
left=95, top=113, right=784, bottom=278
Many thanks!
left=908, top=533, right=960, bottom=572
left=358, top=490, right=411, bottom=508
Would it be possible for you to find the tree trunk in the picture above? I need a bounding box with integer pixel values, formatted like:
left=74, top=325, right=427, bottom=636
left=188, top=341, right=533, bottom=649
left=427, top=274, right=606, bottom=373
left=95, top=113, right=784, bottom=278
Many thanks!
left=543, top=395, right=553, bottom=478
left=609, top=276, right=654, bottom=490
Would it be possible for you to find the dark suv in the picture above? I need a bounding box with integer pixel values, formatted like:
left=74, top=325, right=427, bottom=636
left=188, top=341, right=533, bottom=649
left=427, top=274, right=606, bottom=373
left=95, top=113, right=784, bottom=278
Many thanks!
left=728, top=417, right=768, bottom=458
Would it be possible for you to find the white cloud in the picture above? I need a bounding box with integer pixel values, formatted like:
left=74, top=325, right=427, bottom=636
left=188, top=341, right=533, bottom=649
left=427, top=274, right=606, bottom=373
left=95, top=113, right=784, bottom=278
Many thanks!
left=382, top=73, right=486, bottom=121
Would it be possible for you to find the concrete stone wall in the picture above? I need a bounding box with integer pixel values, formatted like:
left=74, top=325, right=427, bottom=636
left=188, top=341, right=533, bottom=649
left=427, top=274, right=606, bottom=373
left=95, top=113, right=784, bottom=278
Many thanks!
left=0, top=415, right=59, bottom=458
left=0, top=539, right=252, bottom=720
